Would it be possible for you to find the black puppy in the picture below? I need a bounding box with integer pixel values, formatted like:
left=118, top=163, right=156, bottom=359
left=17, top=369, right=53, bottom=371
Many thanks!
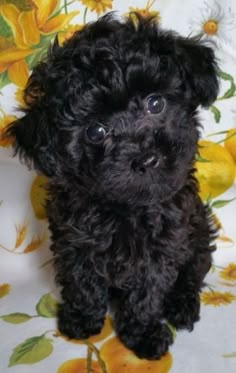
left=6, top=14, right=218, bottom=359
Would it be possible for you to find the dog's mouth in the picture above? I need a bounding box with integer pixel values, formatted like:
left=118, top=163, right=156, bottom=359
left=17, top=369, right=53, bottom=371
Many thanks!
left=131, top=153, right=160, bottom=173
left=142, top=154, right=160, bottom=168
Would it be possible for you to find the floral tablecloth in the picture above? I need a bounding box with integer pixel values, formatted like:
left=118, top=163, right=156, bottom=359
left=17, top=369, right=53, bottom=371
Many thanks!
left=0, top=1, right=236, bottom=372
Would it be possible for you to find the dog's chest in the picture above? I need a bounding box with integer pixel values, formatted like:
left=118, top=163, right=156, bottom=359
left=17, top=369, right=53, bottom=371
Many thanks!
left=94, top=208, right=186, bottom=286
left=112, top=212, right=162, bottom=252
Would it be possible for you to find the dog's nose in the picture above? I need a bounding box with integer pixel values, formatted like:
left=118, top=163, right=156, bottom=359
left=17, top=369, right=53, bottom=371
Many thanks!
left=131, top=153, right=160, bottom=174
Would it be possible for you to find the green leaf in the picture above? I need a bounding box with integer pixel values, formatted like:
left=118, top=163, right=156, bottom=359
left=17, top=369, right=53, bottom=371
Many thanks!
left=211, top=198, right=236, bottom=209
left=0, top=15, right=12, bottom=38
left=9, top=335, right=53, bottom=367
left=2, top=313, right=32, bottom=324
left=26, top=47, right=48, bottom=71
left=36, top=293, right=58, bottom=318
left=217, top=70, right=234, bottom=81
left=204, top=194, right=213, bottom=206
left=221, top=83, right=236, bottom=99
left=195, top=154, right=211, bottom=163
left=210, top=105, right=221, bottom=123
left=26, top=35, right=55, bottom=70
left=217, top=70, right=236, bottom=100
left=210, top=265, right=216, bottom=273
left=223, top=352, right=236, bottom=358
left=0, top=71, right=10, bottom=90
left=166, top=322, right=177, bottom=340
left=207, top=130, right=228, bottom=137
left=83, top=7, right=88, bottom=23
left=9, top=0, right=33, bottom=11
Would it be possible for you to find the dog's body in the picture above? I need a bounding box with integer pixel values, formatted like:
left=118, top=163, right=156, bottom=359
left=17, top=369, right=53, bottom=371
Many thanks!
left=6, top=14, right=218, bottom=359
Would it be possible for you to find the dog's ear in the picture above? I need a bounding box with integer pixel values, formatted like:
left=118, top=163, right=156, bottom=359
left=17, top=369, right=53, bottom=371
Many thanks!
left=176, top=37, right=219, bottom=107
left=5, top=62, right=59, bottom=177
left=6, top=110, right=58, bottom=177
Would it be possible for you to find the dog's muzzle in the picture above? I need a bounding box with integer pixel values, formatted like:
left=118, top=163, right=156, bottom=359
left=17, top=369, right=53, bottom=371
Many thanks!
left=131, top=153, right=160, bottom=174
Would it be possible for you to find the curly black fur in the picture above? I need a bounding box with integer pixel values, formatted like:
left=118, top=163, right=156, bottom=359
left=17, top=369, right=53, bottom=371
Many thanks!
left=5, top=13, right=219, bottom=359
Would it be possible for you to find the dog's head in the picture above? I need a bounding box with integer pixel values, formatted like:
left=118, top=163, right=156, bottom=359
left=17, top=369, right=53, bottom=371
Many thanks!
left=6, top=14, right=219, bottom=205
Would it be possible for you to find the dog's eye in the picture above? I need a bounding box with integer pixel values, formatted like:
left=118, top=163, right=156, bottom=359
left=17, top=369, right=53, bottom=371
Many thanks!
left=86, top=125, right=106, bottom=144
left=146, top=95, right=165, bottom=114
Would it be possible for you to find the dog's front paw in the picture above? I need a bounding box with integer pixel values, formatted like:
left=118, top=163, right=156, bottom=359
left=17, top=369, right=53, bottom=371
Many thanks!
left=118, top=322, right=173, bottom=360
left=165, top=292, right=200, bottom=331
left=58, top=303, right=104, bottom=340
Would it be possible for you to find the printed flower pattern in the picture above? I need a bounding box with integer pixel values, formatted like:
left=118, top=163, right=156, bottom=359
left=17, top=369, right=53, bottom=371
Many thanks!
left=0, top=112, right=17, bottom=147
left=126, top=0, right=160, bottom=22
left=189, top=0, right=236, bottom=45
left=80, top=0, right=113, bottom=15
left=57, top=24, right=85, bottom=45
left=0, top=1, right=78, bottom=87
left=201, top=291, right=236, bottom=307
left=0, top=0, right=236, bottom=372
left=220, top=263, right=236, bottom=282
left=0, top=284, right=11, bottom=298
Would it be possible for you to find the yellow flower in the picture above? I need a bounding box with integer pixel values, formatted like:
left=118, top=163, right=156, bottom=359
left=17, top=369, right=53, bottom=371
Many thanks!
left=127, top=0, right=160, bottom=22
left=0, top=48, right=31, bottom=87
left=80, top=0, right=113, bottom=15
left=30, top=175, right=48, bottom=220
left=0, top=113, right=17, bottom=147
left=14, top=222, right=28, bottom=249
left=201, top=291, right=236, bottom=306
left=203, top=19, right=218, bottom=35
left=217, top=234, right=234, bottom=246
left=195, top=140, right=235, bottom=200
left=0, top=283, right=11, bottom=298
left=0, top=1, right=79, bottom=86
left=58, top=24, right=85, bottom=46
left=15, top=87, right=26, bottom=108
left=211, top=213, right=222, bottom=231
left=23, top=234, right=46, bottom=253
left=0, top=1, right=79, bottom=47
left=220, top=264, right=236, bottom=282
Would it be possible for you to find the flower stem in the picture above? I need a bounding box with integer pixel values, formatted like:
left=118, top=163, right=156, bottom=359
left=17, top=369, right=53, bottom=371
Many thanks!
left=205, top=283, right=216, bottom=293
left=86, top=345, right=93, bottom=372
left=84, top=340, right=107, bottom=373
left=52, top=0, right=76, bottom=17
left=39, top=258, right=54, bottom=269
left=216, top=93, right=236, bottom=101
left=64, top=0, right=68, bottom=14
left=44, top=329, right=58, bottom=337
left=83, top=7, right=88, bottom=24
left=0, top=243, right=23, bottom=255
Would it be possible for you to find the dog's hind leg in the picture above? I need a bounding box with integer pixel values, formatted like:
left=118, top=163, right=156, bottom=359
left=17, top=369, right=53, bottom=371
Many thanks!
left=164, top=201, right=216, bottom=331
left=163, top=249, right=212, bottom=331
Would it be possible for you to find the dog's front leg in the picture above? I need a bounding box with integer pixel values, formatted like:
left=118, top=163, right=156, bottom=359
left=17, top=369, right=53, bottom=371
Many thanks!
left=113, top=267, right=177, bottom=360
left=54, top=250, right=108, bottom=340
